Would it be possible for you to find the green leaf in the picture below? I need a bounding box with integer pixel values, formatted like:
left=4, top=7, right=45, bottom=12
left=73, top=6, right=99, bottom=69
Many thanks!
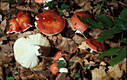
left=59, top=11, right=64, bottom=16
left=43, top=1, right=55, bottom=7
left=6, top=76, right=14, bottom=80
left=75, top=73, right=80, bottom=78
left=57, top=60, right=66, bottom=68
left=77, top=16, right=91, bottom=28
left=113, top=17, right=127, bottom=33
left=78, top=16, right=103, bottom=29
left=60, top=4, right=70, bottom=10
left=84, top=64, right=91, bottom=70
left=98, top=47, right=121, bottom=58
left=102, top=0, right=107, bottom=2
left=69, top=61, right=74, bottom=66
left=120, top=8, right=127, bottom=22
left=110, top=46, right=126, bottom=66
left=94, top=21, right=104, bottom=29
left=122, top=38, right=127, bottom=44
left=95, top=15, right=113, bottom=28
left=97, top=30, right=114, bottom=42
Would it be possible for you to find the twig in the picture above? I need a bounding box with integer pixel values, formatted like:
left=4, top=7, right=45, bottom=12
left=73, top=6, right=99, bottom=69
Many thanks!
left=16, top=6, right=38, bottom=13
left=118, top=1, right=127, bottom=7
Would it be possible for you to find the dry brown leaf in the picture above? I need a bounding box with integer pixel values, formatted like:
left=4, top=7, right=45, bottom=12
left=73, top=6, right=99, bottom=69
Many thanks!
left=0, top=2, right=9, bottom=10
left=74, top=0, right=92, bottom=12
left=91, top=68, right=109, bottom=80
left=121, top=59, right=126, bottom=72
left=69, top=56, right=83, bottom=69
left=89, top=29, right=102, bottom=39
left=49, top=35, right=78, bottom=53
left=0, top=67, right=3, bottom=80
left=107, top=64, right=123, bottom=79
left=84, top=59, right=95, bottom=66
left=123, top=0, right=127, bottom=4
left=20, top=68, right=35, bottom=80
left=56, top=73, right=70, bottom=80
left=73, top=34, right=85, bottom=45
left=16, top=6, right=38, bottom=13
left=78, top=41, right=88, bottom=50
left=100, top=61, right=106, bottom=66
left=0, top=19, right=7, bottom=33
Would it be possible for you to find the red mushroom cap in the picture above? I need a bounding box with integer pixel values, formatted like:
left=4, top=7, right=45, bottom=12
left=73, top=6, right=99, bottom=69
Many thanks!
left=35, top=10, right=65, bottom=35
left=85, top=38, right=106, bottom=52
left=34, top=0, right=52, bottom=4
left=7, top=11, right=32, bottom=33
left=52, top=51, right=66, bottom=61
left=50, top=62, right=59, bottom=75
left=34, top=0, right=45, bottom=4
left=71, top=12, right=91, bottom=31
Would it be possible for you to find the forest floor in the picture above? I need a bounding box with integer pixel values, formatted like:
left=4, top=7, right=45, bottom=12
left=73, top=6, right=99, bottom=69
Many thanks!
left=0, top=0, right=127, bottom=80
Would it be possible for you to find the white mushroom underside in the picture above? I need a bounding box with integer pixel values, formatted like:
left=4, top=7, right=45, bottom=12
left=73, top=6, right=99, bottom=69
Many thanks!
left=14, top=33, right=50, bottom=68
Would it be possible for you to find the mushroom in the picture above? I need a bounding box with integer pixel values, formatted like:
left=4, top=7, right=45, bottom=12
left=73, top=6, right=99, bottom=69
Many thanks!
left=71, top=12, right=91, bottom=35
left=52, top=51, right=66, bottom=61
left=7, top=11, right=32, bottom=33
left=14, top=33, right=50, bottom=68
left=35, top=10, right=65, bottom=36
left=85, top=38, right=106, bottom=53
left=34, top=0, right=52, bottom=4
left=50, top=62, right=59, bottom=75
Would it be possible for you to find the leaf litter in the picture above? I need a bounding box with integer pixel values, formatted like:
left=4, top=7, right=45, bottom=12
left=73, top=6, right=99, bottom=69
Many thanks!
left=0, top=0, right=127, bottom=80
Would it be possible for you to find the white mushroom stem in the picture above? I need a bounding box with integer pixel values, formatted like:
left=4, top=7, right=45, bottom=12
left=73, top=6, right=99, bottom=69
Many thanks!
left=75, top=30, right=87, bottom=39
left=90, top=49, right=94, bottom=53
left=59, top=68, right=68, bottom=73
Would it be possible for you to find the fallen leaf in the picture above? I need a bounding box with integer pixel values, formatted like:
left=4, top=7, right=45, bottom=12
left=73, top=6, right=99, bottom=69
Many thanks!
left=89, top=29, right=102, bottom=39
left=0, top=19, right=7, bottom=33
left=107, top=64, right=123, bottom=79
left=16, top=6, right=38, bottom=13
left=78, top=41, right=88, bottom=50
left=73, top=34, right=85, bottom=45
left=121, top=59, right=126, bottom=72
left=69, top=56, right=83, bottom=69
left=0, top=67, right=3, bottom=80
left=49, top=35, right=78, bottom=53
left=0, top=2, right=9, bottom=10
left=91, top=68, right=109, bottom=80
left=56, top=73, right=70, bottom=80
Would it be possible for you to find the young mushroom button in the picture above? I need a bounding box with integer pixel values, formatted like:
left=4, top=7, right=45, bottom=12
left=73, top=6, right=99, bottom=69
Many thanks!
left=35, top=10, right=65, bottom=36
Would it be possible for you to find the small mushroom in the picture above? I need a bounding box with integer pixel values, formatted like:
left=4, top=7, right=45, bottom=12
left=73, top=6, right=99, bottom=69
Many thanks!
left=85, top=38, right=106, bottom=53
left=52, top=51, right=66, bottom=61
left=71, top=12, right=91, bottom=32
left=35, top=10, right=65, bottom=36
left=50, top=62, right=59, bottom=75
left=34, top=0, right=52, bottom=4
left=14, top=33, right=50, bottom=68
left=7, top=11, right=32, bottom=33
